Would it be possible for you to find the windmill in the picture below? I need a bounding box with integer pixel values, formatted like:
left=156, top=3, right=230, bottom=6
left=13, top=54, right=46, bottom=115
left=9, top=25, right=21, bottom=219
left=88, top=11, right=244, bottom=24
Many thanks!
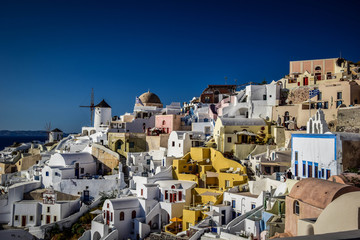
left=80, top=88, right=95, bottom=126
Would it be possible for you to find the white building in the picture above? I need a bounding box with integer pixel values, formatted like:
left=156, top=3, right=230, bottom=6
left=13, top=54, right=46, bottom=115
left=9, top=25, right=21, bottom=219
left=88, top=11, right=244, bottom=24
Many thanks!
left=223, top=191, right=264, bottom=218
left=167, top=131, right=205, bottom=158
left=90, top=178, right=196, bottom=240
left=48, top=128, right=63, bottom=143
left=220, top=83, right=280, bottom=120
left=42, top=152, right=96, bottom=188
left=11, top=189, right=80, bottom=227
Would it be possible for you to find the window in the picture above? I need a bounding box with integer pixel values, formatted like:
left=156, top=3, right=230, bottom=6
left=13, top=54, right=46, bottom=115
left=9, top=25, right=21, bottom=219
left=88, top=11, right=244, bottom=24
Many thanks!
left=132, top=210, right=136, bottom=219
left=47, top=207, right=50, bottom=213
left=141, top=189, right=143, bottom=196
left=120, top=212, right=124, bottom=221
left=251, top=203, right=256, bottom=209
left=317, top=92, right=322, bottom=101
left=295, top=151, right=298, bottom=161
left=336, top=100, right=343, bottom=108
left=263, top=95, right=267, bottom=100
left=179, top=143, right=181, bottom=147
left=41, top=215, right=43, bottom=221
left=315, top=66, right=321, bottom=71
left=337, top=92, right=342, bottom=100
left=314, top=163, right=319, bottom=178
left=172, top=141, right=175, bottom=147
left=316, top=102, right=322, bottom=109
left=30, top=216, right=34, bottom=221
left=54, top=216, right=57, bottom=222
left=294, top=200, right=300, bottom=215
left=129, top=142, right=135, bottom=148
left=295, top=161, right=298, bottom=177
left=165, top=190, right=168, bottom=200
left=265, top=166, right=271, bottom=174
left=232, top=200, right=236, bottom=208
left=46, top=171, right=49, bottom=176
left=327, top=72, right=332, bottom=79
left=302, top=161, right=306, bottom=177
left=107, top=203, right=109, bottom=208
left=179, top=191, right=182, bottom=201
left=326, top=169, right=331, bottom=179
left=274, top=166, right=280, bottom=173
left=15, top=215, right=19, bottom=221
left=324, top=101, right=329, bottom=109
left=80, top=168, right=84, bottom=174
left=308, top=162, right=313, bottom=178
left=111, top=213, right=113, bottom=221
left=225, top=180, right=230, bottom=188
left=321, top=168, right=325, bottom=179
left=227, top=137, right=232, bottom=143
left=162, top=120, right=166, bottom=125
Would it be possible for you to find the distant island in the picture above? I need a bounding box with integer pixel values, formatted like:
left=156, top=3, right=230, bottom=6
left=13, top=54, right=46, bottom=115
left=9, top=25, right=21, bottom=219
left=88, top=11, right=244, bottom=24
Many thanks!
left=0, top=130, right=48, bottom=137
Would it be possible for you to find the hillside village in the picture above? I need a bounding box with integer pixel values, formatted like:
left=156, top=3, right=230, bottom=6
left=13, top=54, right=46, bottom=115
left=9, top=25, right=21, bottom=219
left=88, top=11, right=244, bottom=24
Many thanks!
left=1, top=57, right=360, bottom=240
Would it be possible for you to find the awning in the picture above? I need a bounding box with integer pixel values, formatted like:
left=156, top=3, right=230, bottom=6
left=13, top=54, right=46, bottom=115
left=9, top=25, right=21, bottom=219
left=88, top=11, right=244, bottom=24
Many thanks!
left=236, top=131, right=257, bottom=136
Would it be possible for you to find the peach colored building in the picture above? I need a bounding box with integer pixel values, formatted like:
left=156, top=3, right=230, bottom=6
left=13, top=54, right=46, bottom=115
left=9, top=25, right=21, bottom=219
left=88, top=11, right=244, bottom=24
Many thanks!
left=284, top=178, right=359, bottom=237
left=155, top=114, right=182, bottom=134
left=273, top=79, right=360, bottom=128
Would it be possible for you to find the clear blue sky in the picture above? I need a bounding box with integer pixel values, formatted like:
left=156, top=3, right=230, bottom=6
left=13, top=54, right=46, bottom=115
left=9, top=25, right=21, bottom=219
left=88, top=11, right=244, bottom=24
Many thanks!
left=0, top=0, right=359, bottom=133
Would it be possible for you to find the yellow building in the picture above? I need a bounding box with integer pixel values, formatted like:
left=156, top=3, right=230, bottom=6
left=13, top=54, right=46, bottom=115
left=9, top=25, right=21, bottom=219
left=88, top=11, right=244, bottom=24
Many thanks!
left=172, top=147, right=248, bottom=230
left=107, top=132, right=147, bottom=159
left=213, top=117, right=274, bottom=159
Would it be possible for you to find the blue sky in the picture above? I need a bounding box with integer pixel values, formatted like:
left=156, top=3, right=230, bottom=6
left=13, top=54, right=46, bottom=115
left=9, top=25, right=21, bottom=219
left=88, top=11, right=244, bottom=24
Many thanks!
left=0, top=0, right=359, bottom=133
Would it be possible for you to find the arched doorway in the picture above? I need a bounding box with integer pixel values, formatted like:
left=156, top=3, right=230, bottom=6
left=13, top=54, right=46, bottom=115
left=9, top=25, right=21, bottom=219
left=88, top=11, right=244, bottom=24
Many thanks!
left=115, top=140, right=124, bottom=151
left=93, top=231, right=101, bottom=240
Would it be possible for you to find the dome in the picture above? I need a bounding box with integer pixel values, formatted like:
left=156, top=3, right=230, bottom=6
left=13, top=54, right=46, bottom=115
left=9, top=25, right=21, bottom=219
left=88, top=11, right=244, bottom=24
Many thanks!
left=136, top=91, right=163, bottom=107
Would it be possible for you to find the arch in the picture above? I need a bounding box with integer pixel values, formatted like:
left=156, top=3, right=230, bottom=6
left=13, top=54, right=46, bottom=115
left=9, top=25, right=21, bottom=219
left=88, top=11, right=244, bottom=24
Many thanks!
left=306, top=224, right=314, bottom=235
left=82, top=130, right=89, bottom=136
left=90, top=130, right=96, bottom=135
left=132, top=210, right=136, bottom=219
left=115, top=140, right=124, bottom=150
left=93, top=231, right=101, bottom=240
left=315, top=66, right=321, bottom=71
left=293, top=200, right=300, bottom=215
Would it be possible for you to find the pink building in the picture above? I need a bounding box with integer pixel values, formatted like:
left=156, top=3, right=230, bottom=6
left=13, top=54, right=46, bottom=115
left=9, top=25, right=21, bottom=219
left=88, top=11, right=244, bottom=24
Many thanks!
left=155, top=114, right=182, bottom=134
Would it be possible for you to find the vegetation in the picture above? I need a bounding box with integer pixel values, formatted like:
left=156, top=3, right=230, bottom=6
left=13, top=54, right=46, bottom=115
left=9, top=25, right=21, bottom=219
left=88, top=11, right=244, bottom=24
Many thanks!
left=49, top=206, right=101, bottom=240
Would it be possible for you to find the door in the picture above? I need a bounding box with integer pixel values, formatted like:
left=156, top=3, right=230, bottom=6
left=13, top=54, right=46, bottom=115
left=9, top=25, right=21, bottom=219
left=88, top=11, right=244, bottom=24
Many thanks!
left=106, top=211, right=110, bottom=225
left=221, top=210, right=226, bottom=225
left=303, top=77, right=308, bottom=86
left=21, top=216, right=26, bottom=227
left=75, top=163, right=80, bottom=179
left=46, top=215, right=51, bottom=224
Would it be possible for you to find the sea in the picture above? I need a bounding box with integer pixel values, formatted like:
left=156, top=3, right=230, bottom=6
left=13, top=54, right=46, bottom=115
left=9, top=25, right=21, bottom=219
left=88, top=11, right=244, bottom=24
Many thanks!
left=0, top=136, right=48, bottom=151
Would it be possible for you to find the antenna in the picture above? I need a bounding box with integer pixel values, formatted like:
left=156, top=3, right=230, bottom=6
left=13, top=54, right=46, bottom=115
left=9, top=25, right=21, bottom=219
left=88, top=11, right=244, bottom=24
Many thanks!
left=80, top=88, right=95, bottom=126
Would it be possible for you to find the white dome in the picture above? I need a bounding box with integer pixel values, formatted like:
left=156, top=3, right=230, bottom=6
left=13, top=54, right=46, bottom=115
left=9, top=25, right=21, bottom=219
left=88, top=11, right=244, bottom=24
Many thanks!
left=48, top=152, right=94, bottom=167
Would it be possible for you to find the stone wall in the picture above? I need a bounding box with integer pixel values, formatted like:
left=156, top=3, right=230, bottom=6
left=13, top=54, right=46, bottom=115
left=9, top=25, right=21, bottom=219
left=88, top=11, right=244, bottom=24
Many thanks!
left=146, top=134, right=169, bottom=151
left=342, top=140, right=360, bottom=171
left=92, top=144, right=120, bottom=174
left=336, top=106, right=360, bottom=133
